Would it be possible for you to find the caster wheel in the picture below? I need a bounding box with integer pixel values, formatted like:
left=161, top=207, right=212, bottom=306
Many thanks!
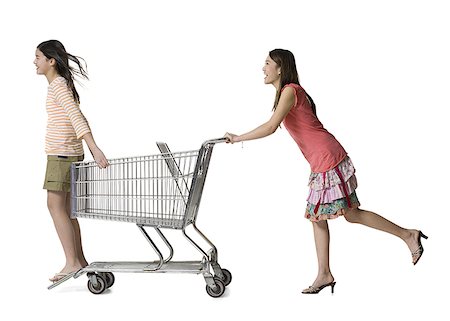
left=87, top=274, right=107, bottom=294
left=220, top=269, right=232, bottom=286
left=206, top=277, right=225, bottom=298
left=100, top=272, right=115, bottom=288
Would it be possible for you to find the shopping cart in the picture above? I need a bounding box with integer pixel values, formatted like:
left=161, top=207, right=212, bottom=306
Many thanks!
left=48, top=138, right=231, bottom=297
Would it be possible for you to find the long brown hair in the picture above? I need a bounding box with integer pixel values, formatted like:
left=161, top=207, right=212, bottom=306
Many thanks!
left=37, top=40, right=88, bottom=104
left=269, top=49, right=316, bottom=115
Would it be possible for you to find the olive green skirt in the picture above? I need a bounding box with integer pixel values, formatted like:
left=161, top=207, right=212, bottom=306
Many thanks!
left=43, top=155, right=84, bottom=192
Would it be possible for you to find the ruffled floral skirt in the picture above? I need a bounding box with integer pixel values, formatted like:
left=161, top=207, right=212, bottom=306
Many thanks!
left=305, top=156, right=360, bottom=222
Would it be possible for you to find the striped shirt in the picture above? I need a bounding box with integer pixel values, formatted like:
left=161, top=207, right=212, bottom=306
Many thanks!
left=45, top=76, right=91, bottom=156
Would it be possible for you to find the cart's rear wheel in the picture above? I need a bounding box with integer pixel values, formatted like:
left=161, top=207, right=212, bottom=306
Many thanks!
left=87, top=274, right=107, bottom=295
left=220, top=269, right=232, bottom=286
left=206, top=277, right=225, bottom=298
left=100, top=272, right=115, bottom=288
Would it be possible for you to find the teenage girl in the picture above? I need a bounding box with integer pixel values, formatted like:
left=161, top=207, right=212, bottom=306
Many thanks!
left=224, top=49, right=427, bottom=294
left=34, top=40, right=109, bottom=282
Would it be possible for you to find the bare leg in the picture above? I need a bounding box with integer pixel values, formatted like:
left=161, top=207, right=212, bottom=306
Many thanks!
left=47, top=191, right=84, bottom=280
left=344, top=208, right=425, bottom=263
left=303, top=220, right=335, bottom=292
left=65, top=193, right=88, bottom=267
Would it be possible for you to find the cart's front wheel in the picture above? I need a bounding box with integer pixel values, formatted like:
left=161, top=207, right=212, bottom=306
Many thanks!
left=206, top=277, right=225, bottom=298
left=87, top=275, right=107, bottom=295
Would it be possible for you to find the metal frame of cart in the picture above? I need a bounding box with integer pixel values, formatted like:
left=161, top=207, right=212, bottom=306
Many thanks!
left=48, top=138, right=231, bottom=297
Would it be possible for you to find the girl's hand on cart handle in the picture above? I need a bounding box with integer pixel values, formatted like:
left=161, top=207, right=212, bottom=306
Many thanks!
left=92, top=147, right=109, bottom=168
left=224, top=132, right=240, bottom=144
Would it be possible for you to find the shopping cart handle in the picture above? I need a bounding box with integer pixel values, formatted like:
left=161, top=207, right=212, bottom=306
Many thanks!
left=202, top=137, right=227, bottom=147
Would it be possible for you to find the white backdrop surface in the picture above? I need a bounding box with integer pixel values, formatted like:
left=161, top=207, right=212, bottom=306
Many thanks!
left=0, top=0, right=448, bottom=320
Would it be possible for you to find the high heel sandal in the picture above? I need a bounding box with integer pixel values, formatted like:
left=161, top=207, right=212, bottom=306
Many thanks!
left=411, top=231, right=428, bottom=265
left=302, top=281, right=336, bottom=294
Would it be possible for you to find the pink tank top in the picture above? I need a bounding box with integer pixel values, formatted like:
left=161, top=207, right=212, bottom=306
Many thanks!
left=282, top=83, right=347, bottom=173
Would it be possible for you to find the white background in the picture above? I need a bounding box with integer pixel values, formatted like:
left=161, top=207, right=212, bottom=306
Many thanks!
left=0, top=0, right=448, bottom=320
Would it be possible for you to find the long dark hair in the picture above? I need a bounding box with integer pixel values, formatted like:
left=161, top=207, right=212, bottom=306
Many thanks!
left=37, top=40, right=88, bottom=104
left=269, top=49, right=316, bottom=115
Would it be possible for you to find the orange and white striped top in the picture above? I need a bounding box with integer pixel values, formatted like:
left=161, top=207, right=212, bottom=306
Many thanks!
left=45, top=76, right=91, bottom=156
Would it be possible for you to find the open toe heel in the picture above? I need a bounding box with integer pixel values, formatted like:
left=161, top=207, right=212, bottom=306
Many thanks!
left=412, top=231, right=428, bottom=265
left=302, top=281, right=336, bottom=294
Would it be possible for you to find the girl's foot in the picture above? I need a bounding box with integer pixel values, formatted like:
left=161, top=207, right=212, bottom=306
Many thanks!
left=302, top=274, right=334, bottom=294
left=49, top=272, right=77, bottom=283
left=49, top=263, right=85, bottom=282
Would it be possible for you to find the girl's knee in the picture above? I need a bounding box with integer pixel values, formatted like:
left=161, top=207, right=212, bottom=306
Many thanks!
left=47, top=200, right=63, bottom=215
left=47, top=191, right=66, bottom=213
left=343, top=208, right=360, bottom=223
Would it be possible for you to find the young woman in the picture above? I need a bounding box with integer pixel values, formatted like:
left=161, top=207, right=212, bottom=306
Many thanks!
left=224, top=49, right=427, bottom=294
left=34, top=40, right=109, bottom=282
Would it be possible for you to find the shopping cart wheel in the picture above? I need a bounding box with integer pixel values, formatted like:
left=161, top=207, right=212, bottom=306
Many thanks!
left=205, top=277, right=225, bottom=298
left=220, top=269, right=232, bottom=286
left=87, top=274, right=107, bottom=295
left=100, top=272, right=115, bottom=288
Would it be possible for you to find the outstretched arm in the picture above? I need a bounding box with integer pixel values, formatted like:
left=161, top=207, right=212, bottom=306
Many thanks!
left=225, top=86, right=295, bottom=143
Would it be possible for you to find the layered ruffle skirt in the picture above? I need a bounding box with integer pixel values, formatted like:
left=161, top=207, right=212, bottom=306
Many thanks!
left=305, top=156, right=360, bottom=222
